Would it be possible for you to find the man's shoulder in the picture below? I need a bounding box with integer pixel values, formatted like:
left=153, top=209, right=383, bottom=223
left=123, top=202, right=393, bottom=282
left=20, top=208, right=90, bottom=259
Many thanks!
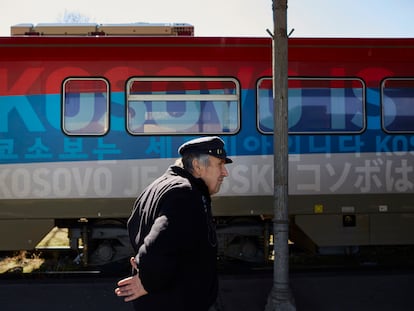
left=162, top=168, right=193, bottom=189
left=148, top=169, right=193, bottom=198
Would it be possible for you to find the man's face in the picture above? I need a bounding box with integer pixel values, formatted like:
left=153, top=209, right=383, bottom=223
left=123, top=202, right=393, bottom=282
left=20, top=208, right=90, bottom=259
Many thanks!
left=198, top=156, right=229, bottom=195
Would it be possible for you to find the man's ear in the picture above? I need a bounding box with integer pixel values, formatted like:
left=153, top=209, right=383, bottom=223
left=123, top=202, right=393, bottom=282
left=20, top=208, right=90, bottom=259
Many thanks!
left=192, top=158, right=201, bottom=175
left=192, top=158, right=199, bottom=168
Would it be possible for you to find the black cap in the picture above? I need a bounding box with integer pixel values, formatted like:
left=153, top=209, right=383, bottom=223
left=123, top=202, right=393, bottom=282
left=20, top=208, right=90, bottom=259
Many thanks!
left=178, top=136, right=232, bottom=164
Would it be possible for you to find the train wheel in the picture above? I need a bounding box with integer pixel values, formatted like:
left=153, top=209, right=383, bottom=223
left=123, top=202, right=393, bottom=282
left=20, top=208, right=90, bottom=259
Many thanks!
left=76, top=219, right=133, bottom=267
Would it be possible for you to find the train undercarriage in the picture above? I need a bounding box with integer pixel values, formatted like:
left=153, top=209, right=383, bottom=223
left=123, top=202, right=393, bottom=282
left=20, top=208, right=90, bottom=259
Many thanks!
left=1, top=192, right=414, bottom=269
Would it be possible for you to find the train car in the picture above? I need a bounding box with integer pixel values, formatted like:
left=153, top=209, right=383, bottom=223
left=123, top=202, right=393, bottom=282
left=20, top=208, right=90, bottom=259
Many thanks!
left=0, top=23, right=413, bottom=266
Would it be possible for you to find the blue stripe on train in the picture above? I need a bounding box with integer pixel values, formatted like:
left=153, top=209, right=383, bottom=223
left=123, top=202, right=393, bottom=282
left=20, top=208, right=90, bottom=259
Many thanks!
left=0, top=90, right=413, bottom=164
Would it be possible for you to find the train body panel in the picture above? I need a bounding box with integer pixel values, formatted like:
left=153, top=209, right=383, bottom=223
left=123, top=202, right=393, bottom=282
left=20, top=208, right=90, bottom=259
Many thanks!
left=0, top=33, right=413, bottom=263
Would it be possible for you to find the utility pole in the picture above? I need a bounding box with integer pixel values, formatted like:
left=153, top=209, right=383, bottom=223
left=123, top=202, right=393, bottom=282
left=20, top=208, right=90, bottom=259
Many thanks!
left=265, top=0, right=296, bottom=310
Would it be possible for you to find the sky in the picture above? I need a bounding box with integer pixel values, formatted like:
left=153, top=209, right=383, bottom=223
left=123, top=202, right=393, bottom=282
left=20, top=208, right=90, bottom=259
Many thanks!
left=1, top=0, right=414, bottom=38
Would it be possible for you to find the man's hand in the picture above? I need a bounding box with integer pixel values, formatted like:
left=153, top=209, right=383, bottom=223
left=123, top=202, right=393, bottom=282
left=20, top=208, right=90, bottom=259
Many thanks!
left=115, top=257, right=148, bottom=302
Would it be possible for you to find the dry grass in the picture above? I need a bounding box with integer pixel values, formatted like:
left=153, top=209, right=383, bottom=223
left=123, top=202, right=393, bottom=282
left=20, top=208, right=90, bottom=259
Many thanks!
left=37, top=227, right=70, bottom=248
left=0, top=227, right=70, bottom=274
left=0, top=251, right=44, bottom=273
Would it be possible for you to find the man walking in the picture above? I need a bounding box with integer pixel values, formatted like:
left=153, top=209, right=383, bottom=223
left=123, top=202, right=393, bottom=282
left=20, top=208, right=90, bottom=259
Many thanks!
left=115, top=136, right=232, bottom=311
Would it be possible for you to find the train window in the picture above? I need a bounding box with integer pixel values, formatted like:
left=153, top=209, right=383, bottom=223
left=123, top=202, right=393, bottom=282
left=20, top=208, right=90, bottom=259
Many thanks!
left=257, top=78, right=365, bottom=134
left=381, top=78, right=414, bottom=133
left=126, top=77, right=240, bottom=135
left=62, top=78, right=109, bottom=136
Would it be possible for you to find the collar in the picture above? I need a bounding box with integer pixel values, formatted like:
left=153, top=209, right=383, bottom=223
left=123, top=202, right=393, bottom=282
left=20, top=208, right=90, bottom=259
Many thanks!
left=169, top=165, right=211, bottom=198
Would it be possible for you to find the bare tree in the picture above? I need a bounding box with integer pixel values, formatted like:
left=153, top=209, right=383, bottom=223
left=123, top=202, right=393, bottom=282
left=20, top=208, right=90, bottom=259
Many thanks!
left=58, top=10, right=91, bottom=23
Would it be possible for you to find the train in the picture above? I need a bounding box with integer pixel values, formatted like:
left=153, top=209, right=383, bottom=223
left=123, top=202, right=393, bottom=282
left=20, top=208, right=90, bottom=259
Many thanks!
left=0, top=23, right=413, bottom=266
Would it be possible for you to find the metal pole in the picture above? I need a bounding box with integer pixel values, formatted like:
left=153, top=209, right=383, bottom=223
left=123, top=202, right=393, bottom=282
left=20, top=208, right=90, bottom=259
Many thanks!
left=265, top=0, right=295, bottom=310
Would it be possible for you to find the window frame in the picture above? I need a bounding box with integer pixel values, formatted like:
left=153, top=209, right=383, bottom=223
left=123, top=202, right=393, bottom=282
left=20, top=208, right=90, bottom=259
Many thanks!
left=61, top=77, right=110, bottom=136
left=381, top=77, right=414, bottom=134
left=125, top=76, right=241, bottom=135
left=256, top=76, right=366, bottom=135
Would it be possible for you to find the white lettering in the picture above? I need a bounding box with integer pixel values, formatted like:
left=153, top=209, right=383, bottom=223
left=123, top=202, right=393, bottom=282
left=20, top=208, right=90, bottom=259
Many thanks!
left=231, top=165, right=249, bottom=194
left=11, top=168, right=30, bottom=197
left=296, top=164, right=321, bottom=192
left=52, top=168, right=71, bottom=196
left=33, top=168, right=51, bottom=197
left=224, top=164, right=273, bottom=195
left=93, top=167, right=111, bottom=196
left=124, top=166, right=140, bottom=196
left=252, top=164, right=272, bottom=194
left=0, top=169, right=11, bottom=196
left=72, top=167, right=93, bottom=196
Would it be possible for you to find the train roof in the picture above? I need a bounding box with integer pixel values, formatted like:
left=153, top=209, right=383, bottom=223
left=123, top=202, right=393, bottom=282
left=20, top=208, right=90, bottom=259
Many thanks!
left=10, top=22, right=194, bottom=36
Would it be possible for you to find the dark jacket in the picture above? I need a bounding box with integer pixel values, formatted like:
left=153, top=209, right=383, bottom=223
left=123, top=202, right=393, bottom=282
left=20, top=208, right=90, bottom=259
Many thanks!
left=127, top=165, right=218, bottom=311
